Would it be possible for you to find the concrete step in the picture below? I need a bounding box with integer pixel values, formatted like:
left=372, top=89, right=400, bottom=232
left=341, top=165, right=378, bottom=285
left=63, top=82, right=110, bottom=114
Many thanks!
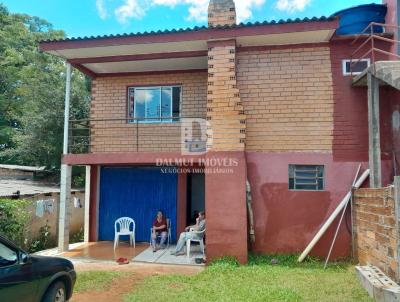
left=356, top=265, right=400, bottom=302
left=373, top=61, right=400, bottom=90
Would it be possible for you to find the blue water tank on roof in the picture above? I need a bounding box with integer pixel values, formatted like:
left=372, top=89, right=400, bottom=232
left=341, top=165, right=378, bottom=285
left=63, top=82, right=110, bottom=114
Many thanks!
left=332, top=3, right=387, bottom=35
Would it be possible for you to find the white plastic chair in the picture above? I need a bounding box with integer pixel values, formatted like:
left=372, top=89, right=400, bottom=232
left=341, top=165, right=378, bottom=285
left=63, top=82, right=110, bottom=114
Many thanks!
left=114, top=217, right=135, bottom=250
left=149, top=218, right=171, bottom=247
left=186, top=228, right=206, bottom=258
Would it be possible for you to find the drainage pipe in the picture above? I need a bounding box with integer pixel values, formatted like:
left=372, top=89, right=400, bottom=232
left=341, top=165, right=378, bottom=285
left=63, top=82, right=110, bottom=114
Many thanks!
left=298, top=169, right=370, bottom=262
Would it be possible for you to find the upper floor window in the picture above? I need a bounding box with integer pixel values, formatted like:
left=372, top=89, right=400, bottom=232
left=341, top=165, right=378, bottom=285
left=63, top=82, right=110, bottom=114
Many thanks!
left=289, top=164, right=324, bottom=191
left=342, top=59, right=370, bottom=76
left=128, top=86, right=181, bottom=123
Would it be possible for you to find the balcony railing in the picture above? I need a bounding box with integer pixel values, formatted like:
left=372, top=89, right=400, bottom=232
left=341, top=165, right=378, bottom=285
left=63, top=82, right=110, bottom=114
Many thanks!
left=68, top=116, right=207, bottom=154
left=351, top=22, right=400, bottom=75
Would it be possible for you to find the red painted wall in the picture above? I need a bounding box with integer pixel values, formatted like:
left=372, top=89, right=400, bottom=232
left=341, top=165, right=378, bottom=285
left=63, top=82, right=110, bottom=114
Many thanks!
left=330, top=38, right=396, bottom=186
left=389, top=89, right=400, bottom=174
left=89, top=165, right=98, bottom=242
left=246, top=152, right=365, bottom=258
left=205, top=151, right=248, bottom=263
left=246, top=38, right=399, bottom=259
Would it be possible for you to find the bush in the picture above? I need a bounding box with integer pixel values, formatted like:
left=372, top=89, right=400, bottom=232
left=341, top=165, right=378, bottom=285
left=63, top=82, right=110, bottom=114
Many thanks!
left=0, top=199, right=31, bottom=247
left=0, top=199, right=56, bottom=252
left=28, top=222, right=56, bottom=253
left=70, top=227, right=84, bottom=244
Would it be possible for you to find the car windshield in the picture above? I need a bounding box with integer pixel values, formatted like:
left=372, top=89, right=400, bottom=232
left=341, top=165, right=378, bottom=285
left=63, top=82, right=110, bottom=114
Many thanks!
left=0, top=242, right=18, bottom=267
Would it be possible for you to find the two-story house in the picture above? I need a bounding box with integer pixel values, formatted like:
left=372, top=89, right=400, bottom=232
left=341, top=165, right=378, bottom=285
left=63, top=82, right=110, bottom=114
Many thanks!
left=39, top=0, right=400, bottom=263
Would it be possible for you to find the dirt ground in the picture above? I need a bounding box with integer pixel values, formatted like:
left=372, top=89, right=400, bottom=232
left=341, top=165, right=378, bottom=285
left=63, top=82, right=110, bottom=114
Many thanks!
left=70, top=261, right=203, bottom=302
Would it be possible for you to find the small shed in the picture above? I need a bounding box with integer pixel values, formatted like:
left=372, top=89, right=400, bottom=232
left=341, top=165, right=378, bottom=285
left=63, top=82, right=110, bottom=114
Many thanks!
left=0, top=164, right=46, bottom=180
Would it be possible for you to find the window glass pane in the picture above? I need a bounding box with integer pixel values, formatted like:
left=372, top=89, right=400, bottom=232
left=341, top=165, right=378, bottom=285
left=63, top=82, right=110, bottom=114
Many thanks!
left=289, top=178, right=294, bottom=189
left=135, top=88, right=159, bottom=121
left=296, top=184, right=317, bottom=190
left=146, top=88, right=160, bottom=121
left=129, top=86, right=181, bottom=123
left=296, top=178, right=318, bottom=185
left=0, top=243, right=18, bottom=267
left=161, top=87, right=172, bottom=121
left=350, top=61, right=368, bottom=73
left=289, top=164, right=324, bottom=191
left=134, top=89, right=145, bottom=119
left=172, top=87, right=181, bottom=119
left=295, top=171, right=316, bottom=178
left=318, top=179, right=324, bottom=190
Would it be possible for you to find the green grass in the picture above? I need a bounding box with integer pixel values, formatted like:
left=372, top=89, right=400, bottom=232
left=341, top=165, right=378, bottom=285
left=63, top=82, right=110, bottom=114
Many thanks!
left=124, top=255, right=373, bottom=302
left=74, top=271, right=127, bottom=293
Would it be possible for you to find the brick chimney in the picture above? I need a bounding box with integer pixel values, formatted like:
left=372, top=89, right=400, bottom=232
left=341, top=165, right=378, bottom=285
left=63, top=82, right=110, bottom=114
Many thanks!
left=208, top=0, right=236, bottom=27
left=206, top=1, right=244, bottom=152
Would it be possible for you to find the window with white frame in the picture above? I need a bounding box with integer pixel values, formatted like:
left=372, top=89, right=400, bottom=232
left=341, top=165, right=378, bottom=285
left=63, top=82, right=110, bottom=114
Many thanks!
left=127, top=86, right=181, bottom=122
left=342, top=59, right=370, bottom=76
left=289, top=164, right=324, bottom=191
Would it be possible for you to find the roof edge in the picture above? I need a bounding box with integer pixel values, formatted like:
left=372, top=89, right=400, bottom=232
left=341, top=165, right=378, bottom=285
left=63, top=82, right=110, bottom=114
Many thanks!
left=39, top=16, right=338, bottom=52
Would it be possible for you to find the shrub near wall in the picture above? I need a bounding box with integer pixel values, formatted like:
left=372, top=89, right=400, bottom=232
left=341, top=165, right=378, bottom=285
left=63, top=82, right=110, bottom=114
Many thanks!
left=0, top=198, right=56, bottom=252
left=0, top=199, right=31, bottom=247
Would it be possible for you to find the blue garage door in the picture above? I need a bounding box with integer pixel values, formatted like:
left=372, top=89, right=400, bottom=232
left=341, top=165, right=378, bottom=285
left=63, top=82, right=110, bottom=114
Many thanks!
left=99, top=166, right=177, bottom=242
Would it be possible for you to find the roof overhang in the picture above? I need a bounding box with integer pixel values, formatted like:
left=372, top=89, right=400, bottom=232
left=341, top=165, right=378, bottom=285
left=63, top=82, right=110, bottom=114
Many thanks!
left=39, top=19, right=338, bottom=78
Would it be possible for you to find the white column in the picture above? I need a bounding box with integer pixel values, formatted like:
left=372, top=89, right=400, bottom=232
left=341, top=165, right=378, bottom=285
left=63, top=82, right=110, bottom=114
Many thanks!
left=58, top=63, right=72, bottom=252
left=84, top=165, right=91, bottom=242
left=59, top=164, right=72, bottom=252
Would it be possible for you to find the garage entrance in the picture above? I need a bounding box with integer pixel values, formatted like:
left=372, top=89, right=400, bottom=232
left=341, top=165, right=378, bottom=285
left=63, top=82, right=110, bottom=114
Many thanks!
left=98, top=166, right=177, bottom=242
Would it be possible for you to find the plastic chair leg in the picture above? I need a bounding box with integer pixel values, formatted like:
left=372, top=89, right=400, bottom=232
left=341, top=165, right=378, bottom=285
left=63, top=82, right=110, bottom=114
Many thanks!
left=186, top=240, right=191, bottom=258
left=114, top=234, right=118, bottom=250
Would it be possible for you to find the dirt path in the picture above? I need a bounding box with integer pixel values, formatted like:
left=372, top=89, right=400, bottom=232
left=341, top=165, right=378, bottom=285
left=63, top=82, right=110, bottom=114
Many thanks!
left=70, top=261, right=202, bottom=302
left=70, top=273, right=139, bottom=302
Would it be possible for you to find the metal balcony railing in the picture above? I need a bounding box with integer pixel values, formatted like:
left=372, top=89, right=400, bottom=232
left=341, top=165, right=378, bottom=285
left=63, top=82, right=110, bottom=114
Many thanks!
left=350, top=22, right=400, bottom=75
left=68, top=116, right=207, bottom=154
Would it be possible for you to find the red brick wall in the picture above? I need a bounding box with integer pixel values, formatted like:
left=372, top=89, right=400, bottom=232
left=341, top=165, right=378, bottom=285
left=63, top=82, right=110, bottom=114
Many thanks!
left=237, top=45, right=334, bottom=152
left=353, top=186, right=398, bottom=281
left=90, top=72, right=207, bottom=153
left=207, top=40, right=245, bottom=151
left=330, top=38, right=397, bottom=186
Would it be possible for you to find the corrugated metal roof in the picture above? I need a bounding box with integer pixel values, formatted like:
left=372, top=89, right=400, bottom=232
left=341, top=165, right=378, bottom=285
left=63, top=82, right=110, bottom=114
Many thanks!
left=41, top=16, right=336, bottom=43
left=0, top=164, right=46, bottom=172
left=0, top=180, right=82, bottom=197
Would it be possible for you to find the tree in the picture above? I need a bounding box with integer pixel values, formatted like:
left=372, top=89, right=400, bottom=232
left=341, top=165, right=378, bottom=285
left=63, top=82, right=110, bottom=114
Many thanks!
left=0, top=4, right=90, bottom=170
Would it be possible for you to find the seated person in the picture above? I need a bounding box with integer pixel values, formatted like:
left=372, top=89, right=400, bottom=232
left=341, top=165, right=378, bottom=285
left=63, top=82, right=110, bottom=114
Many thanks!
left=151, top=210, right=168, bottom=252
left=171, top=211, right=205, bottom=256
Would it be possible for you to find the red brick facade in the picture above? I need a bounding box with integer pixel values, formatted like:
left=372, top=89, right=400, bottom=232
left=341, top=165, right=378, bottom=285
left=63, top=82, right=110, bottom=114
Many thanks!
left=237, top=45, right=334, bottom=152
left=90, top=72, right=207, bottom=152
left=54, top=0, right=400, bottom=264
left=353, top=186, right=399, bottom=281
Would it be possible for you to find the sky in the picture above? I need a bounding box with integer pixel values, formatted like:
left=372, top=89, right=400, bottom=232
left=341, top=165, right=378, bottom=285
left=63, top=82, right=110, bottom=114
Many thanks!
left=1, top=0, right=381, bottom=38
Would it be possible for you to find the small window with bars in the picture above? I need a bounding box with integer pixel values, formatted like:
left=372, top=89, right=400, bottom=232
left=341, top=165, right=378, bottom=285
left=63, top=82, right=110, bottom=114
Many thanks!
left=289, top=165, right=324, bottom=191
